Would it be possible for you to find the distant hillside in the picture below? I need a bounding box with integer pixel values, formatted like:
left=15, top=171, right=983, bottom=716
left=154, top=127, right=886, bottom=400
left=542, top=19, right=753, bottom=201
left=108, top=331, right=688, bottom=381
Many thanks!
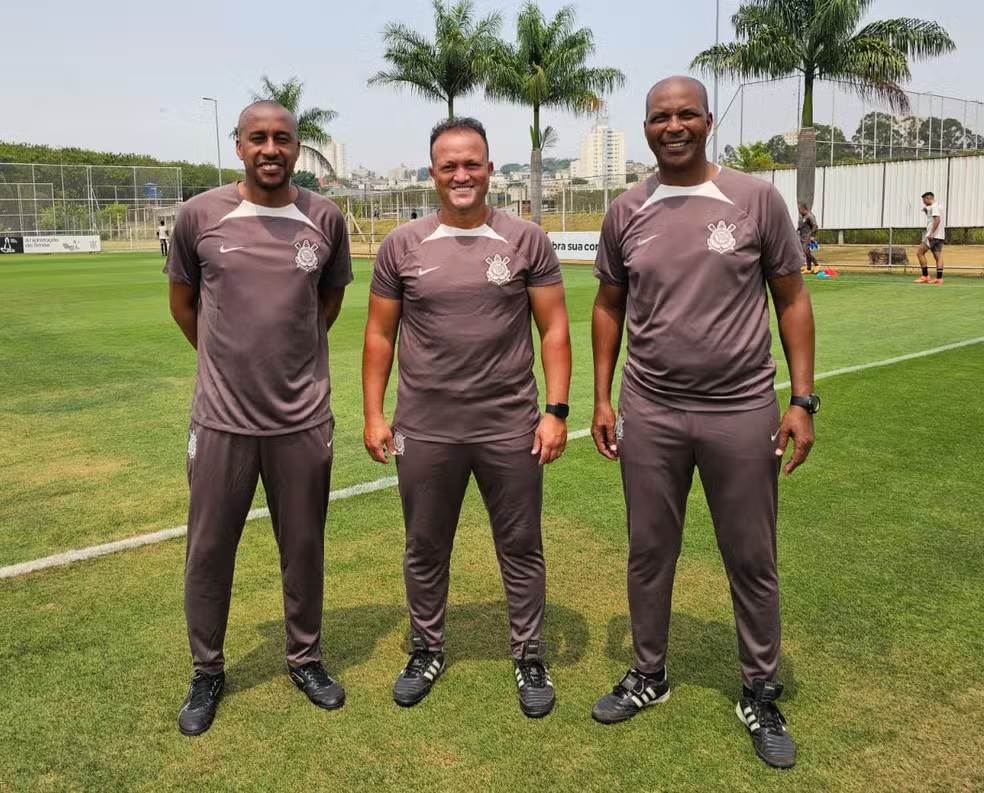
left=0, top=141, right=243, bottom=194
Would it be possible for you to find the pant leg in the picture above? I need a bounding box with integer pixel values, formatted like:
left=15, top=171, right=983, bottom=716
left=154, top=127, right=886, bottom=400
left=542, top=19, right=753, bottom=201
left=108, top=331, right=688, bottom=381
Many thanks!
left=471, top=432, right=545, bottom=660
left=692, top=401, right=782, bottom=685
left=184, top=423, right=260, bottom=674
left=396, top=436, right=472, bottom=653
left=259, top=420, right=334, bottom=668
left=618, top=385, right=696, bottom=675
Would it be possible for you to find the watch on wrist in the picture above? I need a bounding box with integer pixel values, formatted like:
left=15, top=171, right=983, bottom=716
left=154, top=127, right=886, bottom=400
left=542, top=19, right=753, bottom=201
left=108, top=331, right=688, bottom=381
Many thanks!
left=545, top=403, right=570, bottom=420
left=790, top=393, right=821, bottom=415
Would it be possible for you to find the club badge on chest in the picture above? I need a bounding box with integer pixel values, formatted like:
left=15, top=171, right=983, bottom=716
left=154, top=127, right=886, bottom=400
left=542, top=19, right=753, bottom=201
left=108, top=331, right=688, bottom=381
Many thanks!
left=295, top=239, right=320, bottom=272
left=707, top=220, right=737, bottom=254
left=485, top=253, right=512, bottom=286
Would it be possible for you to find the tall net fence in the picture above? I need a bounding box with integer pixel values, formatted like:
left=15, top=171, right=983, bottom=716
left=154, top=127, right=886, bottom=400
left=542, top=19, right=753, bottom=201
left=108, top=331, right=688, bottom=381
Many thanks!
left=714, top=77, right=984, bottom=165
left=0, top=163, right=182, bottom=248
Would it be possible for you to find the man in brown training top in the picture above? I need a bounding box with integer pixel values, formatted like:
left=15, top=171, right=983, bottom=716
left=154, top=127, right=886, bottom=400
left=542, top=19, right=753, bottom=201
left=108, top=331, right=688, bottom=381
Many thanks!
left=362, top=117, right=572, bottom=718
left=590, top=76, right=818, bottom=769
left=165, top=100, right=353, bottom=736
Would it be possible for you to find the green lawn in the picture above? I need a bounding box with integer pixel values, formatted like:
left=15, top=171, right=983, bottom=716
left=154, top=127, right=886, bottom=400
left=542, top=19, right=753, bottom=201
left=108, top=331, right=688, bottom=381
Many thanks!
left=1, top=253, right=982, bottom=792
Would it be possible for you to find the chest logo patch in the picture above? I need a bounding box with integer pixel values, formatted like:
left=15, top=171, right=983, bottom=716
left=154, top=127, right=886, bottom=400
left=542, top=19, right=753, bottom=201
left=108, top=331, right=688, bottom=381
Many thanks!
left=294, top=239, right=320, bottom=272
left=485, top=253, right=512, bottom=286
left=706, top=220, right=737, bottom=254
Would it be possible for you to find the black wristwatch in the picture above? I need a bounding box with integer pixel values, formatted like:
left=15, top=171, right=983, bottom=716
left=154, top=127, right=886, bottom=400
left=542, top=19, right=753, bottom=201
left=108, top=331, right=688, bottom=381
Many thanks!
left=790, top=394, right=821, bottom=415
left=545, top=403, right=570, bottom=420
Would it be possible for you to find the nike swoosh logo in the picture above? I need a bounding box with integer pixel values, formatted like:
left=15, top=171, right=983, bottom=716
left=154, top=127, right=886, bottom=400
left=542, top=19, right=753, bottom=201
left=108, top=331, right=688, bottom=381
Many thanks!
left=417, top=266, right=440, bottom=276
left=219, top=245, right=245, bottom=253
left=637, top=233, right=661, bottom=247
left=326, top=437, right=333, bottom=448
left=771, top=430, right=780, bottom=442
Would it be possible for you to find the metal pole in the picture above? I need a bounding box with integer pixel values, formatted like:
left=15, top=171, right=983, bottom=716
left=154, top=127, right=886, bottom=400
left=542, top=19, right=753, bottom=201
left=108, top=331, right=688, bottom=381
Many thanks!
left=203, top=97, right=222, bottom=186
left=712, top=0, right=719, bottom=163
left=874, top=112, right=878, bottom=160
left=963, top=100, right=969, bottom=150
left=739, top=84, right=744, bottom=145
left=830, top=88, right=836, bottom=166
left=561, top=181, right=566, bottom=231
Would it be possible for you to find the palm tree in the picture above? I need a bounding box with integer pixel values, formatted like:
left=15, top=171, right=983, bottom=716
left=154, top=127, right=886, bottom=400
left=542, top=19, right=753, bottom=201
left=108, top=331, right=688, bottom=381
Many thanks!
left=486, top=2, right=624, bottom=224
left=368, top=0, right=502, bottom=119
left=691, top=0, right=954, bottom=208
left=723, top=142, right=776, bottom=171
left=252, top=76, right=338, bottom=177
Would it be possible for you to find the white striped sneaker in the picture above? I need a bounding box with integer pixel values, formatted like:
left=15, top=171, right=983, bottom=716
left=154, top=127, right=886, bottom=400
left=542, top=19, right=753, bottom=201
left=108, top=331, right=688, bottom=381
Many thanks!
left=393, top=635, right=445, bottom=707
left=591, top=667, right=670, bottom=724
left=736, top=680, right=796, bottom=769
left=514, top=640, right=555, bottom=718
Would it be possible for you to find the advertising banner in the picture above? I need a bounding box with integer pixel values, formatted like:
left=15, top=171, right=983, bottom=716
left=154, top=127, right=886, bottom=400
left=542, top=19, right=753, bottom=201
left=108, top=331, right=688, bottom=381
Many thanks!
left=547, top=231, right=601, bottom=261
left=22, top=235, right=102, bottom=254
left=0, top=235, right=24, bottom=254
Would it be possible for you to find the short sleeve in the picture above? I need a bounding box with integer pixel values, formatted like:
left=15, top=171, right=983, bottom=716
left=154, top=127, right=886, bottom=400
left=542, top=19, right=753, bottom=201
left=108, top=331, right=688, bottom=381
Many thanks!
left=526, top=227, right=563, bottom=287
left=593, top=207, right=627, bottom=285
left=318, top=210, right=354, bottom=291
left=370, top=234, right=403, bottom=299
left=931, top=205, right=942, bottom=218
left=163, top=205, right=200, bottom=286
left=760, top=185, right=803, bottom=278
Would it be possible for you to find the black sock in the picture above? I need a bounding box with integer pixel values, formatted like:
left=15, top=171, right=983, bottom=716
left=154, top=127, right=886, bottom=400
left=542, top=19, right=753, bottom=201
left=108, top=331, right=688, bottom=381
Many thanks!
left=921, top=265, right=929, bottom=277
left=639, top=667, right=666, bottom=683
left=936, top=269, right=943, bottom=279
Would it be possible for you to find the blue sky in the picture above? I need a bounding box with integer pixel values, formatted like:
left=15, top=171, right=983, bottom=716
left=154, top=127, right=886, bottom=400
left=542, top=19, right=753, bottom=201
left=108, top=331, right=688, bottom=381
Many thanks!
left=2, top=0, right=980, bottom=173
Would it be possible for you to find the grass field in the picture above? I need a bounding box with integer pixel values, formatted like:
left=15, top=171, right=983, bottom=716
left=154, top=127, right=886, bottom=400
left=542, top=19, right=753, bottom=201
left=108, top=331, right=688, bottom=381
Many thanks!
left=1, top=253, right=982, bottom=792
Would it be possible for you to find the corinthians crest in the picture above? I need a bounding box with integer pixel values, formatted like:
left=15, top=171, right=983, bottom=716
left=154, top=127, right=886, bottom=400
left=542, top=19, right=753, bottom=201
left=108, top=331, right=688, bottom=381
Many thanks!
left=392, top=431, right=406, bottom=456
left=294, top=239, right=320, bottom=272
left=706, top=220, right=737, bottom=254
left=615, top=414, right=624, bottom=442
left=485, top=253, right=512, bottom=286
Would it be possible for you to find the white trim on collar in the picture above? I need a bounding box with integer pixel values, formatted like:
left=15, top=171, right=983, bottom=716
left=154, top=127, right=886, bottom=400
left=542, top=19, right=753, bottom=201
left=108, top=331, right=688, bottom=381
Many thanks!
left=635, top=168, right=733, bottom=214
left=219, top=200, right=318, bottom=230
left=421, top=223, right=508, bottom=244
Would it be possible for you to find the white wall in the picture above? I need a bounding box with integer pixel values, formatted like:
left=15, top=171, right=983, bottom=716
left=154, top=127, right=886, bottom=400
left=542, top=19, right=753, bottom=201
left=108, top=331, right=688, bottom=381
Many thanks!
left=752, top=155, right=984, bottom=229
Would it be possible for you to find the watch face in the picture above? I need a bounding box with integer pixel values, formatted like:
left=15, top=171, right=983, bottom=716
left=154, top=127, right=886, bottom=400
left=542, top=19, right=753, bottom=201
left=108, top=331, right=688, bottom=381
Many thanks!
left=810, top=394, right=821, bottom=414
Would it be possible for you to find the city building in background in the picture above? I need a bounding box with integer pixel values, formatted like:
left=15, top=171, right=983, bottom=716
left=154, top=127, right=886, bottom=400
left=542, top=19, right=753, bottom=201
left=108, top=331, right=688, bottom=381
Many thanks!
left=572, top=118, right=626, bottom=187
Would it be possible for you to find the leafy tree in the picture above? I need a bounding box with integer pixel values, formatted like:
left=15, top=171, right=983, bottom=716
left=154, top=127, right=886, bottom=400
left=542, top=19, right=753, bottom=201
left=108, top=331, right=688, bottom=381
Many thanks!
left=368, top=0, right=501, bottom=118
left=291, top=170, right=321, bottom=190
left=252, top=76, right=338, bottom=177
left=722, top=142, right=775, bottom=171
left=485, top=2, right=624, bottom=224
left=692, top=0, right=954, bottom=207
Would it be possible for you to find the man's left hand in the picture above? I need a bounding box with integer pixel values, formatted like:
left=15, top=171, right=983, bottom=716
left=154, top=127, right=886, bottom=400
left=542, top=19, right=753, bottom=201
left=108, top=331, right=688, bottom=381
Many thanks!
left=532, top=414, right=567, bottom=465
left=774, top=407, right=815, bottom=475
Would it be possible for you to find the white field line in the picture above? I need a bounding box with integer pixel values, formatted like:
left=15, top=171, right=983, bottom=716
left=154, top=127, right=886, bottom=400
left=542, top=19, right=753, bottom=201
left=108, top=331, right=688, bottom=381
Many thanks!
left=3, top=337, right=983, bottom=580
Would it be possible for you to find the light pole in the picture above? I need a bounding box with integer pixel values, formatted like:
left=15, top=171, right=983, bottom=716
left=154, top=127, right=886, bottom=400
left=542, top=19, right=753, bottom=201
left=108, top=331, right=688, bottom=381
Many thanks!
left=712, top=0, right=720, bottom=163
left=202, top=97, right=222, bottom=187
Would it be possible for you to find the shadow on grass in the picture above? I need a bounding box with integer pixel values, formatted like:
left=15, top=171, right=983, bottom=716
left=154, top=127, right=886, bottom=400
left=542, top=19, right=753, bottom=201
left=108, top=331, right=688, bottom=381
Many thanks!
left=442, top=600, right=589, bottom=666
left=605, top=613, right=798, bottom=701
left=226, top=603, right=405, bottom=695
left=225, top=599, right=589, bottom=694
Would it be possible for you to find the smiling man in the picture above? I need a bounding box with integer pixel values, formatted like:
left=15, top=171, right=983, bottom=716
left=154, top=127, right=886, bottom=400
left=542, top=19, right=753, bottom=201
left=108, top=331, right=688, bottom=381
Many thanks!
left=362, top=117, right=571, bottom=718
left=589, top=77, right=817, bottom=768
left=165, top=100, right=353, bottom=736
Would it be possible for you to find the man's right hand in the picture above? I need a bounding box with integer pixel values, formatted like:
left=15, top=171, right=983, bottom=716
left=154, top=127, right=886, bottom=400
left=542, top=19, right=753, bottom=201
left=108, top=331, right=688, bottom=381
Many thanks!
left=363, top=416, right=394, bottom=464
left=591, top=401, right=619, bottom=460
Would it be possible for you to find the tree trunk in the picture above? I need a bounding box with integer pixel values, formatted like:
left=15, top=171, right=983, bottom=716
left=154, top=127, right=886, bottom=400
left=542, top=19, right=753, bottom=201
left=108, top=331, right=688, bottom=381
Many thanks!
left=797, top=74, right=816, bottom=209
left=531, top=105, right=542, bottom=225
left=448, top=96, right=454, bottom=119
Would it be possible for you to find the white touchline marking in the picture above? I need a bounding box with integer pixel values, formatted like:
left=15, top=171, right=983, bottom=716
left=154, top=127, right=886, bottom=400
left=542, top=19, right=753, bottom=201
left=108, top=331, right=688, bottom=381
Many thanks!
left=4, top=336, right=983, bottom=580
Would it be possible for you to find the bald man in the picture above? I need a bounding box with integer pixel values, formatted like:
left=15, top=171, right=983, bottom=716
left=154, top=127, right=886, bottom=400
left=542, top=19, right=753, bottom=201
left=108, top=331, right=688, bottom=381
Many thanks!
left=590, top=77, right=816, bottom=768
left=166, top=100, right=353, bottom=735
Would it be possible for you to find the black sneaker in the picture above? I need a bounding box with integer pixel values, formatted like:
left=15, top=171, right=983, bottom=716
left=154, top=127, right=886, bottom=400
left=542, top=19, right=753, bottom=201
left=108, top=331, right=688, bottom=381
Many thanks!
left=288, top=661, right=346, bottom=710
left=591, top=667, right=669, bottom=724
left=393, top=634, right=445, bottom=707
left=736, top=680, right=796, bottom=769
left=514, top=640, right=555, bottom=718
left=177, top=671, right=224, bottom=736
